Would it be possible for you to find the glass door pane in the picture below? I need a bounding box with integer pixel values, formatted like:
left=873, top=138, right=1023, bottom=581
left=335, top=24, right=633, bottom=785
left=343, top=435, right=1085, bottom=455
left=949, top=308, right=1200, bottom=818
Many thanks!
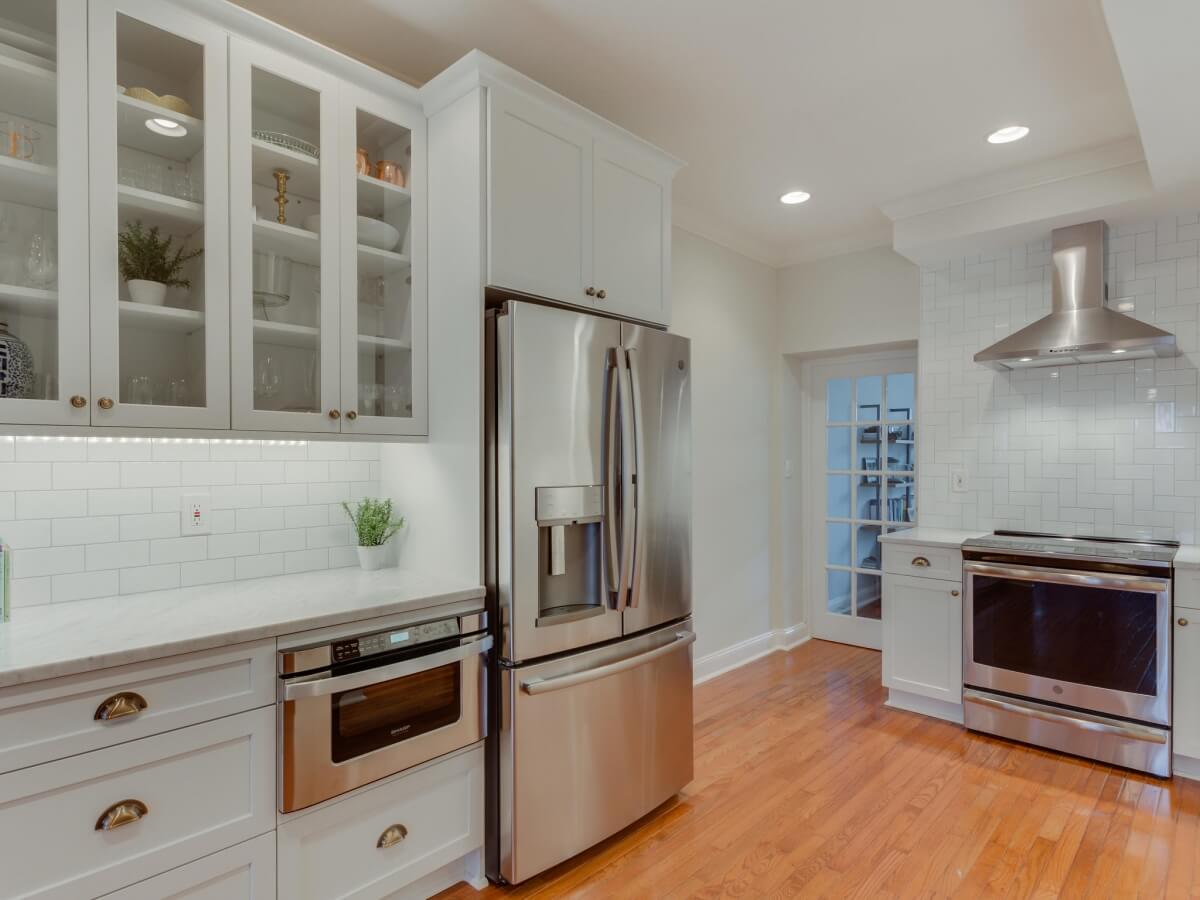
left=0, top=0, right=88, bottom=424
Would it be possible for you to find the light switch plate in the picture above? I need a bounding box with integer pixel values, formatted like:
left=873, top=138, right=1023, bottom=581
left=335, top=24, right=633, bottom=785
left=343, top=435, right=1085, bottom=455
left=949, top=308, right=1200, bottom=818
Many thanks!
left=951, top=468, right=968, bottom=493
left=182, top=492, right=210, bottom=534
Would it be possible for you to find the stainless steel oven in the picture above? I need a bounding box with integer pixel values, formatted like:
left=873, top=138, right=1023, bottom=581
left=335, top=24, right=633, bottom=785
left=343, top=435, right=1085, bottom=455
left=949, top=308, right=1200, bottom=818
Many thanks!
left=962, top=531, right=1176, bottom=777
left=278, top=609, right=490, bottom=812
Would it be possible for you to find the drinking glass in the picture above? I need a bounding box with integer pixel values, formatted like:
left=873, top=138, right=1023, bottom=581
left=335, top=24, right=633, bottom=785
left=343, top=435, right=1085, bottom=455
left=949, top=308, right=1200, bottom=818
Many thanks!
left=255, top=355, right=281, bottom=402
left=24, top=233, right=56, bottom=288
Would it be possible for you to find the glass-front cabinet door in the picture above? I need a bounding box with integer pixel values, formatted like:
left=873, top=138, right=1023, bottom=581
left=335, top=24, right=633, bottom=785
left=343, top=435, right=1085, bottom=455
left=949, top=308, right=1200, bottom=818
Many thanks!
left=338, top=83, right=426, bottom=435
left=0, top=0, right=90, bottom=425
left=88, top=0, right=229, bottom=428
left=229, top=39, right=341, bottom=434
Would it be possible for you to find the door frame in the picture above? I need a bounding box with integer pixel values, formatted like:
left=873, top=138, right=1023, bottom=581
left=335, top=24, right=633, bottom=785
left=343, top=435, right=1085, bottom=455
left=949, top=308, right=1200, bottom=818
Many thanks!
left=801, top=348, right=918, bottom=650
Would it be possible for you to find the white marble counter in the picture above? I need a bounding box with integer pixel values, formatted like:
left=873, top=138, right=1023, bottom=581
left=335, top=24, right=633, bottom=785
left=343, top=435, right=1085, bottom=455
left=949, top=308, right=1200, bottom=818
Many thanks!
left=878, top=527, right=987, bottom=548
left=0, top=568, right=484, bottom=688
left=1176, top=545, right=1200, bottom=569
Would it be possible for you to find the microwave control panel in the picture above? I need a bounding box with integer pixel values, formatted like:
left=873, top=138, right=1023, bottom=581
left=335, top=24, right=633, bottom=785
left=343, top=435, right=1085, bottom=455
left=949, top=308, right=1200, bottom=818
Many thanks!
left=332, top=619, right=461, bottom=663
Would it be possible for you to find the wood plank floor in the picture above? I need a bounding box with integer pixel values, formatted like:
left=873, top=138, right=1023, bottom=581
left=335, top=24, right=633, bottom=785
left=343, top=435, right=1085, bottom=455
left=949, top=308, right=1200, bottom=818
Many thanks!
left=437, top=639, right=1200, bottom=899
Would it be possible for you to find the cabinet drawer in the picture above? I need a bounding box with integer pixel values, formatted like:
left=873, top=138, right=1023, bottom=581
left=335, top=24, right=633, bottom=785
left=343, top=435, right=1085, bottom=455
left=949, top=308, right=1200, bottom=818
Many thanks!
left=0, top=706, right=275, bottom=900
left=883, top=543, right=962, bottom=582
left=0, top=639, right=274, bottom=774
left=102, top=833, right=276, bottom=900
left=277, top=745, right=484, bottom=900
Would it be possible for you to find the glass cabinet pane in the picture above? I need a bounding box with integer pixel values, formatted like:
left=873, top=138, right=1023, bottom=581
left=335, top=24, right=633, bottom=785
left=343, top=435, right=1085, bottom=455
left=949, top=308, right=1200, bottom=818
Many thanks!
left=248, top=67, right=323, bottom=414
left=350, top=108, right=413, bottom=420
left=0, top=2, right=60, bottom=403
left=112, top=14, right=206, bottom=408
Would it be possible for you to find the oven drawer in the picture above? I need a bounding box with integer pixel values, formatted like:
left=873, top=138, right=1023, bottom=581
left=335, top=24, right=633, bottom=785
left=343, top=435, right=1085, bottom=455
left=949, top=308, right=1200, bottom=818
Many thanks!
left=277, top=745, right=483, bottom=900
left=101, top=833, right=276, bottom=900
left=0, top=639, right=274, bottom=775
left=883, top=543, right=962, bottom=582
left=0, top=706, right=275, bottom=900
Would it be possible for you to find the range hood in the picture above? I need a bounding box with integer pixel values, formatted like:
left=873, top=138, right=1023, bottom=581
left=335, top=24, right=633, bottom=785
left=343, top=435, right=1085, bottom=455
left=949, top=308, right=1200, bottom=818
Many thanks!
left=974, top=220, right=1177, bottom=370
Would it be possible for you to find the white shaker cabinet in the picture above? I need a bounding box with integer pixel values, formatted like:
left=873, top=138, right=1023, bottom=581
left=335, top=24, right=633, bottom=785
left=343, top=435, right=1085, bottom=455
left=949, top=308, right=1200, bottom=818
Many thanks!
left=1174, top=571, right=1200, bottom=763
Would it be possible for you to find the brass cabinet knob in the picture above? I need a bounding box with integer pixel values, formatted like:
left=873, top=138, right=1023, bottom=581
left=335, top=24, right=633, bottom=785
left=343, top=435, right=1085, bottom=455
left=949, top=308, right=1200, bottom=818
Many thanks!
left=376, top=823, right=408, bottom=849
left=94, top=691, right=148, bottom=721
left=98, top=397, right=114, bottom=410
left=585, top=286, right=596, bottom=297
left=951, top=589, right=960, bottom=597
left=911, top=556, right=930, bottom=567
left=95, top=799, right=148, bottom=831
left=346, top=410, right=358, bottom=421
left=596, top=289, right=607, bottom=300
left=328, top=409, right=341, bottom=420
left=69, top=395, right=87, bottom=409
left=1180, top=618, right=1190, bottom=627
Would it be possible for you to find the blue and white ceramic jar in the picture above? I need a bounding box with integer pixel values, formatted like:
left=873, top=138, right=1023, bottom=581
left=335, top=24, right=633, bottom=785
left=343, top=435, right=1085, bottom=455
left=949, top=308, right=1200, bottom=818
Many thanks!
left=0, top=322, right=34, bottom=399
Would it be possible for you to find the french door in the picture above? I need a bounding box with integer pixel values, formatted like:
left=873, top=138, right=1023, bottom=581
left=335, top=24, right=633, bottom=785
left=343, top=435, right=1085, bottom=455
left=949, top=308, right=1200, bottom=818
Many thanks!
left=808, top=353, right=917, bottom=649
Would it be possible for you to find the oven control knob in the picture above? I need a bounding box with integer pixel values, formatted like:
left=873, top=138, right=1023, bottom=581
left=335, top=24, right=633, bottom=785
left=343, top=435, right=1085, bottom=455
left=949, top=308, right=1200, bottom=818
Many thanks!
left=1180, top=617, right=1190, bottom=627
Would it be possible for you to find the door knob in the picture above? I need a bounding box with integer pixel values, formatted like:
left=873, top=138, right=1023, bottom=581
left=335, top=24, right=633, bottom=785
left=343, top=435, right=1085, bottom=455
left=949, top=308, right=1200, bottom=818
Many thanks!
left=69, top=395, right=86, bottom=409
left=596, top=289, right=607, bottom=300
left=97, top=397, right=114, bottom=410
left=328, top=409, right=341, bottom=420
left=585, top=286, right=596, bottom=297
left=1180, top=618, right=1190, bottom=627
left=950, top=589, right=960, bottom=597
left=346, top=410, right=358, bottom=420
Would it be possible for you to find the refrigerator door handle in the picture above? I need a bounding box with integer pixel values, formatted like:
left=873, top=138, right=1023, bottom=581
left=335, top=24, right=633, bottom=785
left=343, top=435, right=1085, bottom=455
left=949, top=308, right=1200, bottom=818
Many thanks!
left=520, top=631, right=696, bottom=695
left=626, top=348, right=647, bottom=609
left=616, top=348, right=637, bottom=610
left=604, top=351, right=622, bottom=603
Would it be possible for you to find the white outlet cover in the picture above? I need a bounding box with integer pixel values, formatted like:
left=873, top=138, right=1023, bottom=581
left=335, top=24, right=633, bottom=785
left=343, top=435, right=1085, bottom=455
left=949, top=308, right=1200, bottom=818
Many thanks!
left=181, top=492, right=211, bottom=535
left=951, top=468, right=968, bottom=493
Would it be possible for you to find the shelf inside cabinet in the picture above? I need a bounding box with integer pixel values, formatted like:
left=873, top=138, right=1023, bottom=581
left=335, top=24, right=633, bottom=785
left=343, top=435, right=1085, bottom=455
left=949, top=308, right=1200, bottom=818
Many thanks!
left=118, top=300, right=204, bottom=334
left=253, top=318, right=318, bottom=349
left=0, top=283, right=56, bottom=318
left=116, top=93, right=204, bottom=161
left=355, top=174, right=410, bottom=218
left=357, top=244, right=410, bottom=277
left=117, top=185, right=203, bottom=232
left=0, top=48, right=55, bottom=125
left=358, top=333, right=411, bottom=352
left=252, top=219, right=320, bottom=266
left=0, top=154, right=55, bottom=210
left=251, top=138, right=320, bottom=199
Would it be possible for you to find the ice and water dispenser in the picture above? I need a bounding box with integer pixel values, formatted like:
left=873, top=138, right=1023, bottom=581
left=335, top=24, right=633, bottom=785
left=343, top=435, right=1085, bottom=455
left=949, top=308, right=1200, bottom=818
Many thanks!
left=534, top=485, right=604, bottom=626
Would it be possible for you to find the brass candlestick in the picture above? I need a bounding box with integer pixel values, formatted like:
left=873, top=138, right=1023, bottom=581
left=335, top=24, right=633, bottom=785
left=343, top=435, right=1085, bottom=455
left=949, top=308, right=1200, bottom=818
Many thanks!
left=272, top=168, right=290, bottom=224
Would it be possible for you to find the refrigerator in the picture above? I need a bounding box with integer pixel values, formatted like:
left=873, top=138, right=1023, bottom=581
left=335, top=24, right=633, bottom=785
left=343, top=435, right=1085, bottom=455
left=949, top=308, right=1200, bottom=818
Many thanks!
left=485, top=299, right=694, bottom=885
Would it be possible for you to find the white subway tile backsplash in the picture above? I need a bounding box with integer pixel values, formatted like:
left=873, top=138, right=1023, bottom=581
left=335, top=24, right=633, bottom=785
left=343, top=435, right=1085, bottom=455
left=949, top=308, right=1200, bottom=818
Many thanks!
left=0, top=439, right=385, bottom=603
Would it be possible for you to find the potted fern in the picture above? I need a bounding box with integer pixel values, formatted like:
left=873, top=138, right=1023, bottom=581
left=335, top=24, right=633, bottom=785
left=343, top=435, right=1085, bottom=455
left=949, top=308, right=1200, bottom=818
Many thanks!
left=118, top=220, right=203, bottom=306
left=342, top=498, right=405, bottom=571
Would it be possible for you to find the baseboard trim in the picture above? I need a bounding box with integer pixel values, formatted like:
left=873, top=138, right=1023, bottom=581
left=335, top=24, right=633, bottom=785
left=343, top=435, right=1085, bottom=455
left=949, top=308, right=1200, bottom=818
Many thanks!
left=885, top=688, right=964, bottom=724
left=1175, top=754, right=1200, bottom=782
left=693, top=624, right=811, bottom=685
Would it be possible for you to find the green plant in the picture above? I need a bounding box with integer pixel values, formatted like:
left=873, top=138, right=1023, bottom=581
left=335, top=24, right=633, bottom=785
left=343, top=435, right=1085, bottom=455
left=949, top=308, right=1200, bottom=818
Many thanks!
left=117, top=220, right=203, bottom=288
left=342, top=498, right=405, bottom=547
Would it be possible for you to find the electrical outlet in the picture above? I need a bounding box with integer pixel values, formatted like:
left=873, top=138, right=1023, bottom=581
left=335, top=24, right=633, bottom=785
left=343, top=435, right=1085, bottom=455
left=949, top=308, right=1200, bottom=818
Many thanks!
left=182, top=492, right=210, bottom=535
left=951, top=468, right=968, bottom=493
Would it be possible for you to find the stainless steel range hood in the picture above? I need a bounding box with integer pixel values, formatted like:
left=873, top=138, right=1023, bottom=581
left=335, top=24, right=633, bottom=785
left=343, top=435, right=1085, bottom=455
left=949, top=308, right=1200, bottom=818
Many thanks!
left=974, top=220, right=1177, bottom=370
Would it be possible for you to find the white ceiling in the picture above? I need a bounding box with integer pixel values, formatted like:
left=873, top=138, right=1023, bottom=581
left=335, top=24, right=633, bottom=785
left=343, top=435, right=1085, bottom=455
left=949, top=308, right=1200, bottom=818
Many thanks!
left=233, top=0, right=1139, bottom=267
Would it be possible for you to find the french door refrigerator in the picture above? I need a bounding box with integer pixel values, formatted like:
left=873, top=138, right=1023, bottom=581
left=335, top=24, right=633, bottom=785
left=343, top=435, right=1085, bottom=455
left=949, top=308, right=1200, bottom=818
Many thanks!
left=485, top=299, right=694, bottom=884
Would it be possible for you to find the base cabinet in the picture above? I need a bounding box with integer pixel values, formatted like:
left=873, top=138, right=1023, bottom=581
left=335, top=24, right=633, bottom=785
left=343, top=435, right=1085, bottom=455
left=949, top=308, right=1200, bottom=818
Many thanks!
left=882, top=572, right=963, bottom=705
left=102, top=833, right=276, bottom=900
left=1175, top=594, right=1200, bottom=759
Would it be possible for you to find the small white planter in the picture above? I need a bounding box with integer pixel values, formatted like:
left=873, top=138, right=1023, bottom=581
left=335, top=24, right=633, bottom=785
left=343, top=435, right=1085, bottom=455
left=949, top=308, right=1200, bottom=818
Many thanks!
left=127, top=279, right=167, bottom=306
left=356, top=545, right=393, bottom=571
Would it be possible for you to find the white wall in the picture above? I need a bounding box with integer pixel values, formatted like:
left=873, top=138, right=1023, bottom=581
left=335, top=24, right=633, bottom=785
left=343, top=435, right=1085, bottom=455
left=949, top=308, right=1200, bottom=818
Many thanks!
left=670, top=227, right=781, bottom=661
left=919, top=213, right=1200, bottom=540
left=778, top=245, right=919, bottom=356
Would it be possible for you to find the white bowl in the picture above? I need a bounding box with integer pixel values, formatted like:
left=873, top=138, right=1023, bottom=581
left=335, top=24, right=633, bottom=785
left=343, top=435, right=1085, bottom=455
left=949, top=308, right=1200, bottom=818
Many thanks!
left=301, top=215, right=400, bottom=252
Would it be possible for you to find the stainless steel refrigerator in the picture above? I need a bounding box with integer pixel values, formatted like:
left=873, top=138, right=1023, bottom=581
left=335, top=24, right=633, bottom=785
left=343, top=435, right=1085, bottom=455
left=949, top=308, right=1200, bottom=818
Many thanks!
left=485, top=299, right=694, bottom=885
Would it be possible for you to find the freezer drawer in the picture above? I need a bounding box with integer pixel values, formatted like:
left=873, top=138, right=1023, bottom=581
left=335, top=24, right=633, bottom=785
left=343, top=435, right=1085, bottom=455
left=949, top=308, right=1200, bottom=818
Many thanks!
left=496, top=618, right=694, bottom=884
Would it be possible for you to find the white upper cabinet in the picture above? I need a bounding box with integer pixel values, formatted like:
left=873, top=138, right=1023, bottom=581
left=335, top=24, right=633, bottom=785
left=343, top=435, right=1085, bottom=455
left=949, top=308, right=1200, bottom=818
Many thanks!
left=88, top=0, right=230, bottom=429
left=0, top=0, right=91, bottom=426
left=486, top=81, right=679, bottom=326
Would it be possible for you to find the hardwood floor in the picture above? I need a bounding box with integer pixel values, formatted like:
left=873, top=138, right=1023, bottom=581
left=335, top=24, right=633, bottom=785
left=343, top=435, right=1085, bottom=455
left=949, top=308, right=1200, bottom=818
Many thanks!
left=437, top=639, right=1200, bottom=899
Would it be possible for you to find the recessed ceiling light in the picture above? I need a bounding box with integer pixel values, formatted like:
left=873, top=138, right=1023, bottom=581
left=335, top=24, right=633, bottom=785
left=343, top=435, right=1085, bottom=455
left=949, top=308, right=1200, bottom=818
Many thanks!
left=145, top=117, right=187, bottom=137
left=779, top=190, right=811, bottom=205
left=987, top=125, right=1029, bottom=144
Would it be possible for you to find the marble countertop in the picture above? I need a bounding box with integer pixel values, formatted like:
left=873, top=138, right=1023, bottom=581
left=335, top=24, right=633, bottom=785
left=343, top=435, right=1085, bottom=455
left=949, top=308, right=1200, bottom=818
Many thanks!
left=0, top=568, right=485, bottom=688
left=878, top=527, right=987, bottom=548
left=1175, top=546, right=1200, bottom=569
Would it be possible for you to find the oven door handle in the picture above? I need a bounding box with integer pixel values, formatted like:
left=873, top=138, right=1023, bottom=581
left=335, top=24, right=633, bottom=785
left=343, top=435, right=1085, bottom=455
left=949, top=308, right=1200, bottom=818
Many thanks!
left=963, top=561, right=1170, bottom=594
left=281, top=635, right=492, bottom=701
left=963, top=690, right=1168, bottom=744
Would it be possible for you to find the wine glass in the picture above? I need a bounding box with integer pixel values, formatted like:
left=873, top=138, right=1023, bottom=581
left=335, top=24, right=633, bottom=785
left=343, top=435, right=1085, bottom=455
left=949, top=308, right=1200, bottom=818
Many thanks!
left=255, top=355, right=282, bottom=405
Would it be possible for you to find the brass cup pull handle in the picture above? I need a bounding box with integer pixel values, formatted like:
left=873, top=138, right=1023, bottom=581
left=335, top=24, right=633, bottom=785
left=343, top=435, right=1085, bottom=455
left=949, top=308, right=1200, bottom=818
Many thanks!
left=1180, top=618, right=1190, bottom=627
left=346, top=410, right=358, bottom=420
left=328, top=409, right=341, bottom=420
left=98, top=397, right=114, bottom=410
left=585, top=286, right=596, bottom=297
left=911, top=556, right=930, bottom=567
left=95, top=799, right=148, bottom=831
left=376, top=824, right=408, bottom=849
left=596, top=289, right=607, bottom=300
left=94, top=691, right=148, bottom=721
left=69, top=395, right=87, bottom=409
left=951, top=589, right=960, bottom=597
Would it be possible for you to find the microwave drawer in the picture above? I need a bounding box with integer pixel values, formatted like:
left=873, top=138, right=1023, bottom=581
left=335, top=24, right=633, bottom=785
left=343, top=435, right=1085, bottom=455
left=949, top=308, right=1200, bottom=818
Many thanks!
left=883, top=543, right=962, bottom=582
left=277, top=745, right=483, bottom=900
left=0, top=639, right=274, bottom=775
left=0, top=706, right=275, bottom=900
